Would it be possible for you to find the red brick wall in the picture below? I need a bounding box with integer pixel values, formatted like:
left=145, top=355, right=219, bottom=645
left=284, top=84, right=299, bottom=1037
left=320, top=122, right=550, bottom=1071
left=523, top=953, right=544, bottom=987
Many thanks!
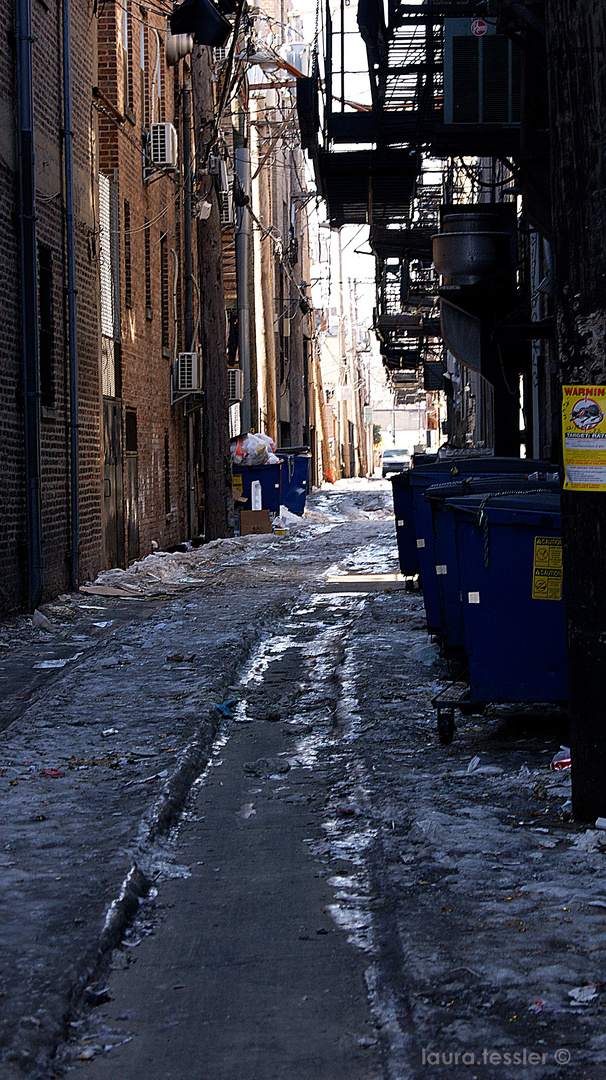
left=0, top=0, right=103, bottom=612
left=0, top=0, right=203, bottom=612
left=97, top=3, right=194, bottom=558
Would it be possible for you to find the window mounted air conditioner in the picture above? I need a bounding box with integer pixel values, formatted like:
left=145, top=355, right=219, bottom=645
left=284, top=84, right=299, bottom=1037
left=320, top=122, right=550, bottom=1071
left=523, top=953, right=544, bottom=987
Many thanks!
left=219, top=190, right=234, bottom=225
left=150, top=122, right=178, bottom=168
left=227, top=367, right=244, bottom=401
left=175, top=352, right=201, bottom=392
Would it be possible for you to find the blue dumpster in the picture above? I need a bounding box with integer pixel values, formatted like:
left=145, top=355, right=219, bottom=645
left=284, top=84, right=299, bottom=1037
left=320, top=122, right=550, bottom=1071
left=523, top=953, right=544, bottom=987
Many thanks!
left=277, top=449, right=310, bottom=516
left=426, top=475, right=561, bottom=664
left=447, top=491, right=567, bottom=705
left=390, top=471, right=420, bottom=574
left=232, top=464, right=281, bottom=515
left=409, top=457, right=553, bottom=633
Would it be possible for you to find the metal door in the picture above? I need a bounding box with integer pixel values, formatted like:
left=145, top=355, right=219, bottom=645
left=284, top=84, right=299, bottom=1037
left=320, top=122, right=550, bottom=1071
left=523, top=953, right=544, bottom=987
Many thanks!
left=103, top=400, right=125, bottom=568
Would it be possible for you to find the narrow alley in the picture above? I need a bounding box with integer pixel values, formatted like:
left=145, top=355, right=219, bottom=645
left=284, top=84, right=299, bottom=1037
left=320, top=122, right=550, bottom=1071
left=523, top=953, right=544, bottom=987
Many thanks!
left=0, top=481, right=602, bottom=1080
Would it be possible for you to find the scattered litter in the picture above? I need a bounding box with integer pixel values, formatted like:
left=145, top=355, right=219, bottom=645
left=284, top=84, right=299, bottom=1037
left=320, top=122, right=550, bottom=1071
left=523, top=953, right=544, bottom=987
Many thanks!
left=573, top=830, right=606, bottom=853
left=32, top=610, right=53, bottom=632
left=243, top=757, right=291, bottom=777
left=405, top=642, right=440, bottom=665
left=40, top=768, right=65, bottom=778
left=33, top=659, right=69, bottom=670
left=465, top=757, right=504, bottom=776
left=594, top=817, right=606, bottom=832
left=93, top=621, right=114, bottom=628
left=237, top=803, right=257, bottom=820
left=101, top=729, right=119, bottom=738
left=551, top=746, right=571, bottom=771
left=214, top=700, right=238, bottom=719
left=80, top=584, right=138, bottom=597
left=84, top=985, right=112, bottom=1007
left=568, top=985, right=598, bottom=1006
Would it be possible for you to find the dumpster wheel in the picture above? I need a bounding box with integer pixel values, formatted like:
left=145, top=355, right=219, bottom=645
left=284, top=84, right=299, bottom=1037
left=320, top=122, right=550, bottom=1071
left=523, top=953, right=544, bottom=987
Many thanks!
left=437, top=705, right=455, bottom=745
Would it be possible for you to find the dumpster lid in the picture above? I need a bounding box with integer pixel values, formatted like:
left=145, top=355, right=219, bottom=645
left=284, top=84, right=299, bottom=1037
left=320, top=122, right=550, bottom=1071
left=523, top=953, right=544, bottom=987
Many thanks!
left=410, top=457, right=553, bottom=485
left=445, top=490, right=561, bottom=527
left=389, top=471, right=412, bottom=488
left=424, top=476, right=561, bottom=504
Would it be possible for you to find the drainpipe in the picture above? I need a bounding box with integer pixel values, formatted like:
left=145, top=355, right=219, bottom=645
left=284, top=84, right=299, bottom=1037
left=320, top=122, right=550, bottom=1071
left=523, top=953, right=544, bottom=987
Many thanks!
left=15, top=0, right=43, bottom=609
left=235, top=147, right=251, bottom=432
left=182, top=79, right=195, bottom=536
left=183, top=79, right=194, bottom=349
left=62, top=0, right=80, bottom=590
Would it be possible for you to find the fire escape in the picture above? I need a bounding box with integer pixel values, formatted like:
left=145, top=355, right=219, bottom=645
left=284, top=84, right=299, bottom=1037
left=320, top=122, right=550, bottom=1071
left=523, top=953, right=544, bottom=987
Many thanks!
left=299, top=0, right=553, bottom=453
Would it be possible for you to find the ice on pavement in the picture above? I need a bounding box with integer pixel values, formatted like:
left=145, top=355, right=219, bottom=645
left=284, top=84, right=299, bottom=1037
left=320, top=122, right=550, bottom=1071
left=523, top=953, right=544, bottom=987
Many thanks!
left=91, top=479, right=395, bottom=594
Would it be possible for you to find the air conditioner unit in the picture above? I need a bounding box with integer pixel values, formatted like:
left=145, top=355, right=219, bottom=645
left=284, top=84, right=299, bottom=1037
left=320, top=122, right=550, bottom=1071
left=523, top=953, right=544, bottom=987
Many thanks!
left=219, top=190, right=234, bottom=225
left=227, top=367, right=244, bottom=401
left=150, top=122, right=178, bottom=168
left=443, top=19, right=520, bottom=126
left=175, top=352, right=201, bottom=392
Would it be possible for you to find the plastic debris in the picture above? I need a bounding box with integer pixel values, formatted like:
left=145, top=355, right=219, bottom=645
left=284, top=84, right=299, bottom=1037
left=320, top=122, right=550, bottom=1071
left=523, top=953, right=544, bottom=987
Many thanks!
left=33, top=659, right=69, bottom=670
left=230, top=432, right=276, bottom=467
left=40, top=768, right=65, bottom=778
left=551, top=746, right=571, bottom=771
left=243, top=757, right=291, bottom=777
left=595, top=817, right=606, bottom=832
left=466, top=757, right=504, bottom=776
left=33, top=609, right=53, bottom=631
left=214, top=700, right=238, bottom=719
left=84, top=985, right=112, bottom=1007
left=568, top=985, right=598, bottom=1006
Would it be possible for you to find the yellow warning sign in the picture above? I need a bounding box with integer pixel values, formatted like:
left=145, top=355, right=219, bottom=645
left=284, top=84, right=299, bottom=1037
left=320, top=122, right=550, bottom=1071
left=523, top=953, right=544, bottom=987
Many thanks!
left=232, top=474, right=243, bottom=493
left=562, top=384, right=606, bottom=490
left=532, top=536, right=562, bottom=601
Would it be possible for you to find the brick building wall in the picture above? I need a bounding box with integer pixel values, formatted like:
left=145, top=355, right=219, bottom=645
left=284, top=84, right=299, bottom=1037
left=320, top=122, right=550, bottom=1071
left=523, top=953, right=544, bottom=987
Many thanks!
left=0, top=0, right=102, bottom=613
left=96, top=2, right=194, bottom=561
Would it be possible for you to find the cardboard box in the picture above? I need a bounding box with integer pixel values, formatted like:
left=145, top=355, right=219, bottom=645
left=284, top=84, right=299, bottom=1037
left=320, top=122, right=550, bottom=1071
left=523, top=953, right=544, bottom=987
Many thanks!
left=239, top=509, right=273, bottom=535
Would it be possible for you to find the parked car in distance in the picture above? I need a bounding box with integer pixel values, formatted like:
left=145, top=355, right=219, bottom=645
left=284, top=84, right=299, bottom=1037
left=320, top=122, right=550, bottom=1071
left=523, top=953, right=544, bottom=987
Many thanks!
left=381, top=448, right=411, bottom=477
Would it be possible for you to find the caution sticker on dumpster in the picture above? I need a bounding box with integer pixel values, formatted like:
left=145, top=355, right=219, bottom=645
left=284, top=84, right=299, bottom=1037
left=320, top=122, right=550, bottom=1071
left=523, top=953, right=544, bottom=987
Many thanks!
left=532, top=536, right=563, bottom=600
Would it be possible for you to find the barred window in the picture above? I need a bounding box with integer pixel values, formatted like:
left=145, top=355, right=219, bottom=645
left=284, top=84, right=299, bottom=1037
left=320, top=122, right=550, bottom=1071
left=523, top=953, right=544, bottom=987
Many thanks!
left=38, top=244, right=54, bottom=408
left=160, top=233, right=169, bottom=351
left=144, top=219, right=152, bottom=318
left=124, top=201, right=132, bottom=308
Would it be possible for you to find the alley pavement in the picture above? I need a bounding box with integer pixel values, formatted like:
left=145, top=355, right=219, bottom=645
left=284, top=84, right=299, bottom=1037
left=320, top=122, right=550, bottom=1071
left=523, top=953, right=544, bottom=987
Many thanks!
left=1, top=481, right=604, bottom=1080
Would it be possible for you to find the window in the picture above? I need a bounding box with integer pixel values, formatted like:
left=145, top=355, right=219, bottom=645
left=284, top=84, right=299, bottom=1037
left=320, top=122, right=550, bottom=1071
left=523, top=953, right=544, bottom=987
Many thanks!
left=99, top=173, right=121, bottom=397
left=160, top=233, right=169, bottom=351
left=125, top=407, right=138, bottom=453
left=122, top=1, right=134, bottom=117
left=140, top=20, right=149, bottom=128
left=38, top=244, right=54, bottom=408
left=164, top=429, right=171, bottom=515
left=124, top=201, right=132, bottom=308
left=144, top=219, right=152, bottom=318
left=149, top=26, right=163, bottom=123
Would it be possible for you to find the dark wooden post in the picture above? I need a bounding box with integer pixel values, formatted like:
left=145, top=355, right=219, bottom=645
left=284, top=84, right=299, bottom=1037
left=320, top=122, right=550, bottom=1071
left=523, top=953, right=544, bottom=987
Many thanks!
left=191, top=46, right=233, bottom=541
left=546, top=1, right=606, bottom=820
